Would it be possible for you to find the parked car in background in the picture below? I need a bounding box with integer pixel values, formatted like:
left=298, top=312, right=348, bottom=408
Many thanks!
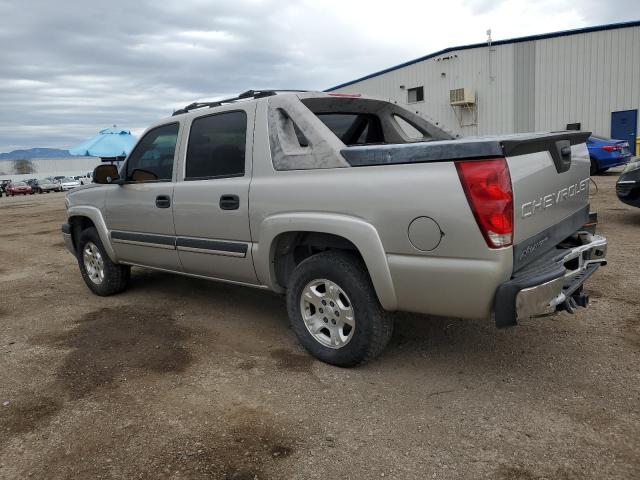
left=6, top=181, right=33, bottom=196
left=0, top=179, right=11, bottom=197
left=616, top=159, right=640, bottom=208
left=32, top=178, right=61, bottom=193
left=586, top=136, right=632, bottom=174
left=60, top=177, right=81, bottom=191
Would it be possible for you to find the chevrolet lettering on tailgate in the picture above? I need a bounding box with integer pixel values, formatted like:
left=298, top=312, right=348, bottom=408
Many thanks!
left=521, top=178, right=590, bottom=218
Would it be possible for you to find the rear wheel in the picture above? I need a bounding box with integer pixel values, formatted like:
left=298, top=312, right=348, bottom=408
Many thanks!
left=286, top=251, right=393, bottom=367
left=77, top=227, right=130, bottom=296
left=590, top=158, right=599, bottom=175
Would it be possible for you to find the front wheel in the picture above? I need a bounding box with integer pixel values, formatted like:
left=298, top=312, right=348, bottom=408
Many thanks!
left=286, top=251, right=393, bottom=367
left=76, top=227, right=130, bottom=296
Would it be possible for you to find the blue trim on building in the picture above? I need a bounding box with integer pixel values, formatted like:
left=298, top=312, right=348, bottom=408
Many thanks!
left=325, top=20, right=640, bottom=91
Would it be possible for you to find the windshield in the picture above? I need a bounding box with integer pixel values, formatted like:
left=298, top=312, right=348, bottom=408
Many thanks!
left=62, top=177, right=75, bottom=182
left=13, top=182, right=27, bottom=186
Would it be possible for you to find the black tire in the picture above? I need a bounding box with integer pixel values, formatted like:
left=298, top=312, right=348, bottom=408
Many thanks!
left=590, top=158, right=599, bottom=175
left=286, top=251, right=393, bottom=367
left=76, top=227, right=130, bottom=296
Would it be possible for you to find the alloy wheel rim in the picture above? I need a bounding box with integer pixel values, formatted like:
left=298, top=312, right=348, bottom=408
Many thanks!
left=300, top=278, right=355, bottom=349
left=83, top=242, right=105, bottom=285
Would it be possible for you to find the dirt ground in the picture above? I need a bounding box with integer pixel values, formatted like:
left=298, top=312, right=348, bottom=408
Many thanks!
left=0, top=171, right=639, bottom=480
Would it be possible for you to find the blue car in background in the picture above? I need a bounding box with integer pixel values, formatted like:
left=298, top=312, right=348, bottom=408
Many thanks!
left=587, top=136, right=632, bottom=175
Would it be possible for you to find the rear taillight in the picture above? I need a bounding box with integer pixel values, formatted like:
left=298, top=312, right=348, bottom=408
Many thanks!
left=455, top=157, right=513, bottom=248
left=601, top=145, right=621, bottom=152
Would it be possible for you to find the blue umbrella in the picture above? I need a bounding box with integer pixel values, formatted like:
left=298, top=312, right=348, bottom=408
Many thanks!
left=69, top=127, right=137, bottom=158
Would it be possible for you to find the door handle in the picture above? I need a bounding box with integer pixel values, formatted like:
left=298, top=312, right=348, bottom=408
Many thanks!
left=155, top=195, right=171, bottom=209
left=219, top=194, right=240, bottom=210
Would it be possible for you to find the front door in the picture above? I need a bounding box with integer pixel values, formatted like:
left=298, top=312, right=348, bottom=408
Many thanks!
left=172, top=106, right=258, bottom=284
left=105, top=122, right=181, bottom=271
left=611, top=110, right=638, bottom=156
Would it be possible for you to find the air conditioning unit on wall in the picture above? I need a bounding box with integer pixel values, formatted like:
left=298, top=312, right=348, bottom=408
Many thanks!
left=449, top=88, right=475, bottom=105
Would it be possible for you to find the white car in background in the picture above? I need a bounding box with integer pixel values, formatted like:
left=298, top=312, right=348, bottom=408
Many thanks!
left=60, top=177, right=81, bottom=191
left=78, top=174, right=92, bottom=185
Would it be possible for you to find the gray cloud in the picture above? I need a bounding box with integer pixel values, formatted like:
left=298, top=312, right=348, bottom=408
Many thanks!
left=0, top=0, right=638, bottom=152
left=0, top=0, right=387, bottom=151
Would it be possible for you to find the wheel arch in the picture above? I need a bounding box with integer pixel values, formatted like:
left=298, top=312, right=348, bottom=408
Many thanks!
left=254, top=213, right=397, bottom=310
left=67, top=206, right=117, bottom=261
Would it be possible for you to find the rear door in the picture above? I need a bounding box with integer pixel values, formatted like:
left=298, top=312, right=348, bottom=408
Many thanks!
left=105, top=122, right=181, bottom=271
left=172, top=104, right=258, bottom=284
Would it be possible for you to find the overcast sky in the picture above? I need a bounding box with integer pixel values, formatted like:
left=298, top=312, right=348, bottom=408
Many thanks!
left=0, top=0, right=638, bottom=152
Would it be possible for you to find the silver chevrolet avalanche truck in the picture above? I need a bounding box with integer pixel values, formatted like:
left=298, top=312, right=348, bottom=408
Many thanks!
left=62, top=90, right=607, bottom=366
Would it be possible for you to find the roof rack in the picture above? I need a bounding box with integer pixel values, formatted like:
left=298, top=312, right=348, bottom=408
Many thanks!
left=172, top=89, right=308, bottom=116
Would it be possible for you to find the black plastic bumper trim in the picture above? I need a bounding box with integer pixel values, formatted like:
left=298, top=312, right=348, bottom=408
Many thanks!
left=61, top=223, right=71, bottom=235
left=494, top=263, right=565, bottom=329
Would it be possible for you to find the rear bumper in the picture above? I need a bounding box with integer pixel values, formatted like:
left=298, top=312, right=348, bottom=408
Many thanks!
left=495, top=233, right=607, bottom=328
left=596, top=154, right=632, bottom=169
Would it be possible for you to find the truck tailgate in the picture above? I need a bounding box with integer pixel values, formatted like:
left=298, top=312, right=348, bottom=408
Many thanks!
left=503, top=132, right=591, bottom=270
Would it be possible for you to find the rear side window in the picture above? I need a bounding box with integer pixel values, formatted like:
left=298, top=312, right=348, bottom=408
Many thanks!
left=186, top=111, right=247, bottom=180
left=316, top=113, right=384, bottom=145
left=125, top=123, right=179, bottom=182
left=393, top=115, right=427, bottom=140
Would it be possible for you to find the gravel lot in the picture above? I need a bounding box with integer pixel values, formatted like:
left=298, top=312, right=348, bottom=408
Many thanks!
left=0, top=171, right=639, bottom=480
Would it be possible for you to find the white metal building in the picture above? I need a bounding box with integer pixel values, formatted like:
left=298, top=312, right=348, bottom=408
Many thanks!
left=327, top=21, right=640, bottom=155
left=0, top=156, right=101, bottom=181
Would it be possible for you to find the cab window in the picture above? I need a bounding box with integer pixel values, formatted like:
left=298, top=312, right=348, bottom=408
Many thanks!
left=125, top=123, right=179, bottom=182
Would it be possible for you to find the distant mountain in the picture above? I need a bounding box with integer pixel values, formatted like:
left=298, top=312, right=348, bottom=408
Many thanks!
left=0, top=148, right=72, bottom=160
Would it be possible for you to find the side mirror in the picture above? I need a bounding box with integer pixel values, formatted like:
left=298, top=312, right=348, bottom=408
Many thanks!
left=93, top=164, right=120, bottom=184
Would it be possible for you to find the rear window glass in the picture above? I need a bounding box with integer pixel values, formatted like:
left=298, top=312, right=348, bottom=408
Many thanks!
left=316, top=113, right=384, bottom=145
left=186, top=111, right=247, bottom=180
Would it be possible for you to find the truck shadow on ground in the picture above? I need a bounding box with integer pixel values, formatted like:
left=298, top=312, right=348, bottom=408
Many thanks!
left=121, top=269, right=588, bottom=378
